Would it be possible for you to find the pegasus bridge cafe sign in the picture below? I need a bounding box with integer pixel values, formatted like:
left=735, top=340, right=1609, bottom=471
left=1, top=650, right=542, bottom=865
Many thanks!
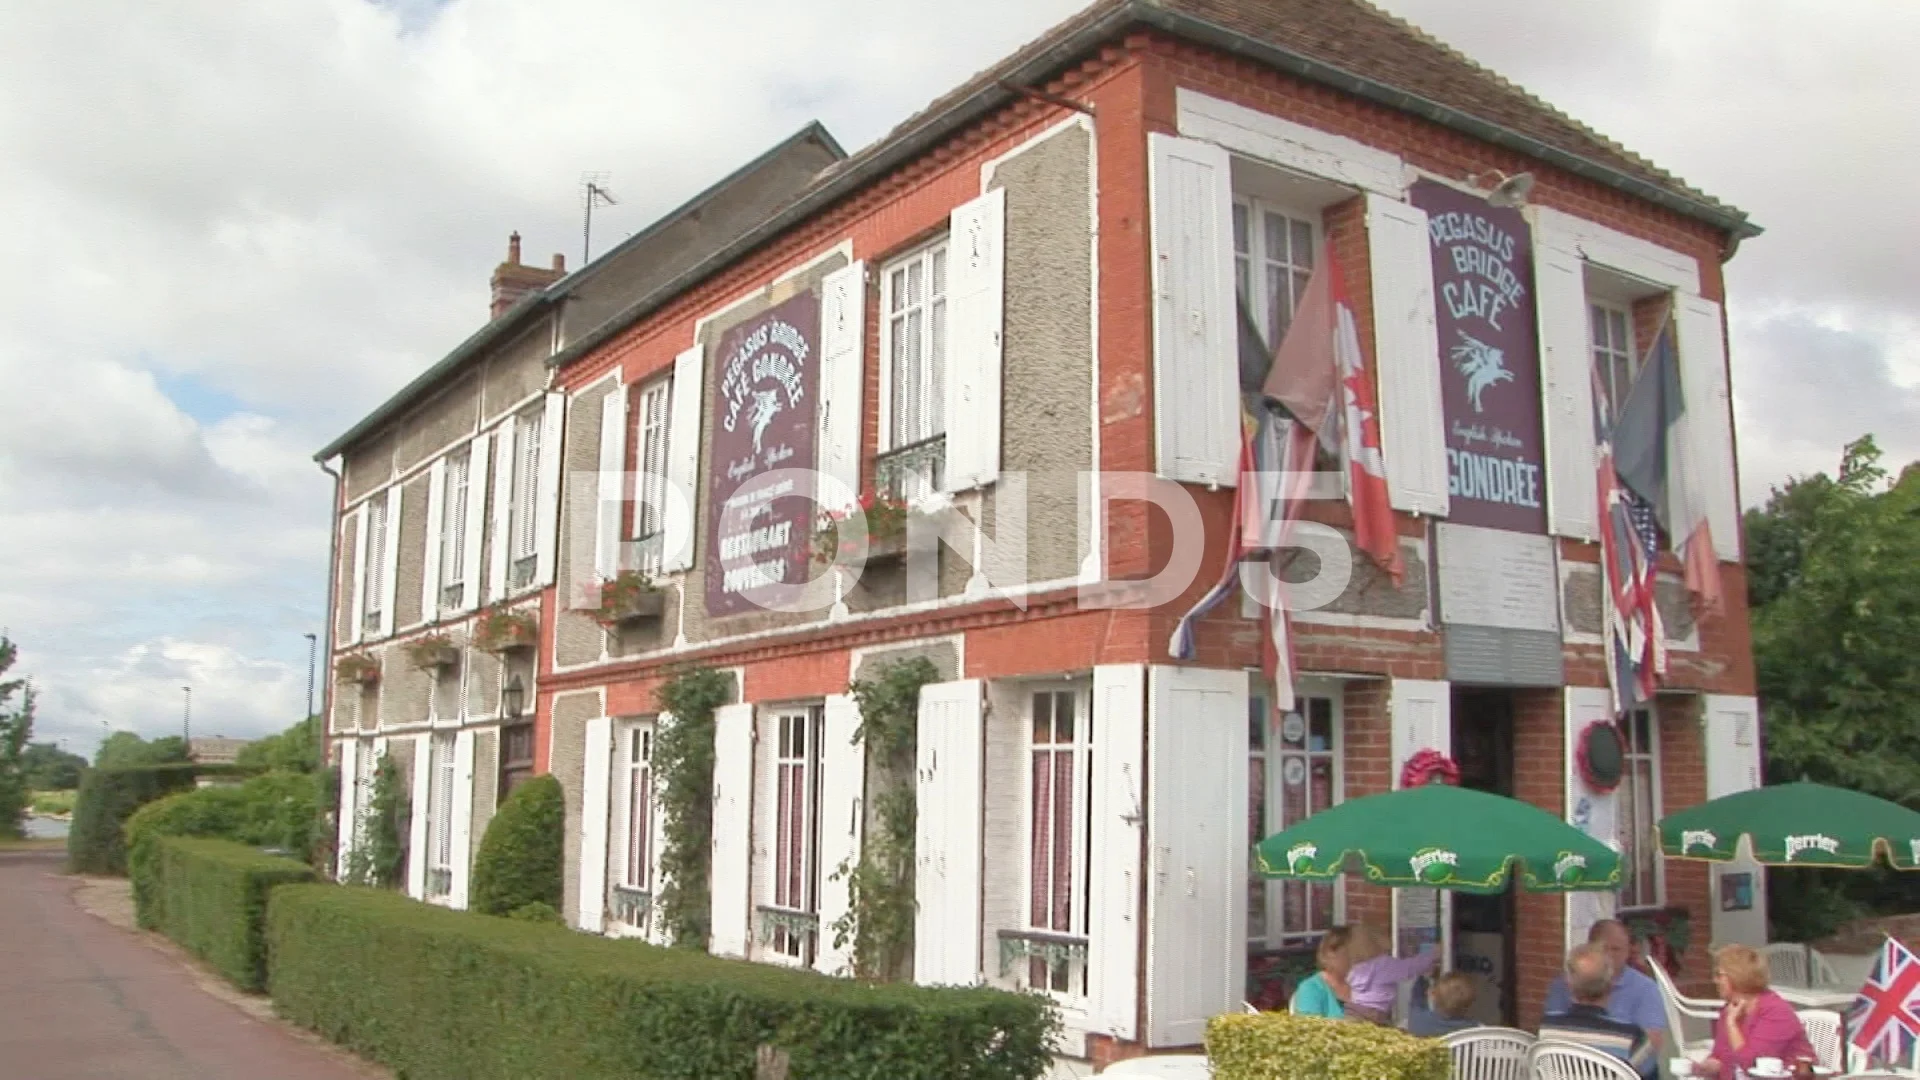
left=704, top=291, right=821, bottom=617
left=1410, top=179, right=1547, bottom=535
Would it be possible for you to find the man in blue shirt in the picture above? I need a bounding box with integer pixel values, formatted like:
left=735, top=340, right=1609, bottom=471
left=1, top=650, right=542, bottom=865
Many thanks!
left=1540, top=944, right=1658, bottom=1079
left=1544, top=919, right=1669, bottom=1055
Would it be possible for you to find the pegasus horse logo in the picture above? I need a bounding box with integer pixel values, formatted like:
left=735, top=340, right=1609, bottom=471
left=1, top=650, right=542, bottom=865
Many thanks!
left=1450, top=331, right=1513, bottom=413
left=749, top=390, right=782, bottom=455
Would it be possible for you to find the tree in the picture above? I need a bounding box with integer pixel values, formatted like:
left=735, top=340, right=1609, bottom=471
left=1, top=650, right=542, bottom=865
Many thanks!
left=94, top=731, right=190, bottom=770
left=234, top=715, right=319, bottom=774
left=1750, top=435, right=1920, bottom=937
left=469, top=774, right=563, bottom=916
left=0, top=639, right=35, bottom=838
left=20, top=742, right=85, bottom=791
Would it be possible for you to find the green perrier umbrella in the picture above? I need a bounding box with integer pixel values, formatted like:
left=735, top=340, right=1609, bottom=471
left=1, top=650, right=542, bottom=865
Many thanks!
left=1657, top=781, right=1920, bottom=869
left=1254, top=783, right=1622, bottom=894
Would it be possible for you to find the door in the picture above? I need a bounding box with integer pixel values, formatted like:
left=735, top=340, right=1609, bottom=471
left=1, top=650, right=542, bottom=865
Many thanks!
left=1450, top=688, right=1516, bottom=1027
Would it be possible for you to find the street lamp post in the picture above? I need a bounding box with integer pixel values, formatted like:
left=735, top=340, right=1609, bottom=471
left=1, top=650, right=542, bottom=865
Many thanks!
left=182, top=685, right=192, bottom=745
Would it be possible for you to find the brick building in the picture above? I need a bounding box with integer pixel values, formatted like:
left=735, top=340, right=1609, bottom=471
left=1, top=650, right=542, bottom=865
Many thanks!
left=319, top=0, right=1760, bottom=1071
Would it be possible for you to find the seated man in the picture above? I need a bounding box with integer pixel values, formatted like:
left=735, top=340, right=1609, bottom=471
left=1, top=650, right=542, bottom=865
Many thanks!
left=1540, top=943, right=1658, bottom=1080
left=1406, top=971, right=1479, bottom=1036
left=1545, top=919, right=1669, bottom=1055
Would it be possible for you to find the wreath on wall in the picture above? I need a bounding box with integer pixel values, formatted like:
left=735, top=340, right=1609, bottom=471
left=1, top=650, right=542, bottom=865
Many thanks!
left=1576, top=720, right=1627, bottom=794
left=1400, top=749, right=1460, bottom=789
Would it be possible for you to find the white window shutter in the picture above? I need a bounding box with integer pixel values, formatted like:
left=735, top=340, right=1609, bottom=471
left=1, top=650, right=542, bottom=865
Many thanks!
left=709, top=702, right=755, bottom=958
left=422, top=459, right=447, bottom=623
left=1145, top=665, right=1248, bottom=1047
left=407, top=733, right=432, bottom=900
left=578, top=714, right=614, bottom=932
left=817, top=262, right=867, bottom=511
left=378, top=485, right=402, bottom=638
left=1148, top=133, right=1238, bottom=488
left=488, top=422, right=516, bottom=603
left=1366, top=193, right=1449, bottom=516
left=1535, top=238, right=1598, bottom=540
left=944, top=192, right=1005, bottom=493
left=596, top=385, right=629, bottom=581
left=1562, top=686, right=1616, bottom=952
left=1675, top=295, right=1740, bottom=560
left=914, top=678, right=984, bottom=986
left=815, top=693, right=864, bottom=976
left=449, top=728, right=477, bottom=910
left=334, top=738, right=360, bottom=877
left=1388, top=677, right=1452, bottom=786
left=1090, top=664, right=1146, bottom=1041
left=751, top=711, right=780, bottom=930
left=348, top=508, right=369, bottom=646
left=534, top=391, right=566, bottom=587
left=460, top=435, right=490, bottom=612
left=662, top=346, right=704, bottom=573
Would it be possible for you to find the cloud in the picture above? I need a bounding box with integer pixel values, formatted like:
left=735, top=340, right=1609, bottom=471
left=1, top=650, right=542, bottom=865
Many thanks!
left=0, top=0, right=1910, bottom=742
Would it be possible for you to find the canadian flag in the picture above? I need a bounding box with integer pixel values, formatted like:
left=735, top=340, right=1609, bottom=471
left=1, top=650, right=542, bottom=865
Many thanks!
left=1262, top=241, right=1404, bottom=585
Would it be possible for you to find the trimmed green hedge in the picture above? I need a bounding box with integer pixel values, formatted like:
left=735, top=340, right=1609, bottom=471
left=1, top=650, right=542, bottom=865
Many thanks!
left=67, top=763, right=203, bottom=874
left=268, top=885, right=1058, bottom=1080
left=139, top=836, right=312, bottom=991
left=125, top=771, right=319, bottom=919
left=1205, top=1012, right=1449, bottom=1080
left=470, top=774, right=562, bottom=916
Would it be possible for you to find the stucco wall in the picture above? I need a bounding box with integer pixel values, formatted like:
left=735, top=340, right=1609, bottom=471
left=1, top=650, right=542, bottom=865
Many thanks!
left=479, top=320, right=551, bottom=420
left=471, top=729, right=499, bottom=866
left=551, top=689, right=598, bottom=927
left=395, top=475, right=429, bottom=630
left=394, top=371, right=482, bottom=478
left=555, top=379, right=613, bottom=668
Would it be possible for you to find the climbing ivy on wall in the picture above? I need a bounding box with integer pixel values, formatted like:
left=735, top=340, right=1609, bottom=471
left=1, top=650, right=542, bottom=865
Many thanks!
left=829, top=656, right=938, bottom=981
left=653, top=667, right=732, bottom=950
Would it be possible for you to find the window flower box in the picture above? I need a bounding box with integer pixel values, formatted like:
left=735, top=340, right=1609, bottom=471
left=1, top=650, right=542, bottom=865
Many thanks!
left=403, top=634, right=459, bottom=672
left=813, top=491, right=913, bottom=565
left=474, top=604, right=538, bottom=654
left=334, top=652, right=381, bottom=687
left=585, top=571, right=664, bottom=629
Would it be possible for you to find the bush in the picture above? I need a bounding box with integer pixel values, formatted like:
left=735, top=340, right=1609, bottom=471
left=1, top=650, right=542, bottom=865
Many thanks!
left=141, top=836, right=312, bottom=991
left=268, top=885, right=1058, bottom=1080
left=1205, top=1012, right=1449, bottom=1080
left=126, top=771, right=320, bottom=923
left=469, top=774, right=562, bottom=916
left=67, top=763, right=205, bottom=874
left=507, top=901, right=563, bottom=924
left=30, top=789, right=75, bottom=816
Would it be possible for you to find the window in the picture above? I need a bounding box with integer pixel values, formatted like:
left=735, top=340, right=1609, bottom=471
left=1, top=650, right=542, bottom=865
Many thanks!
left=632, top=377, right=673, bottom=576
left=439, top=450, right=471, bottom=609
left=1233, top=200, right=1317, bottom=353
left=1590, top=302, right=1636, bottom=421
left=764, top=708, right=822, bottom=961
left=510, top=408, right=542, bottom=589
left=610, top=721, right=655, bottom=934
left=362, top=497, right=389, bottom=633
left=425, top=732, right=456, bottom=899
left=1025, top=687, right=1091, bottom=996
left=879, top=242, right=947, bottom=501
left=499, top=723, right=535, bottom=797
left=1616, top=707, right=1663, bottom=909
left=1249, top=691, right=1341, bottom=950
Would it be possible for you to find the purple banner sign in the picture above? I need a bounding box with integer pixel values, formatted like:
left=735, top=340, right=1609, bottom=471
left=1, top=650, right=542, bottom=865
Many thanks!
left=704, top=291, right=821, bottom=617
left=1410, top=179, right=1547, bottom=534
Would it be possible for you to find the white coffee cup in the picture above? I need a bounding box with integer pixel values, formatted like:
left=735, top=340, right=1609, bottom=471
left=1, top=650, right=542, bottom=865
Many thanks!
left=1669, top=1059, right=1694, bottom=1077
left=1755, top=1057, right=1784, bottom=1075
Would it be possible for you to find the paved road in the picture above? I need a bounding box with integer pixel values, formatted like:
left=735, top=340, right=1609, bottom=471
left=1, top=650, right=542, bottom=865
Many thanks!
left=0, top=850, right=374, bottom=1080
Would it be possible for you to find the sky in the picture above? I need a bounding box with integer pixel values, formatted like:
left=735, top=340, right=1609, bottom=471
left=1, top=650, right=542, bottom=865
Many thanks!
left=1, top=0, right=1913, bottom=753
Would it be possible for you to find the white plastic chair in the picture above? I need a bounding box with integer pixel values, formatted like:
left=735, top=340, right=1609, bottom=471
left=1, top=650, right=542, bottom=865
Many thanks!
left=1527, top=1039, right=1642, bottom=1080
left=1646, top=957, right=1719, bottom=1056
left=1796, top=1007, right=1869, bottom=1073
left=1761, top=943, right=1814, bottom=989
left=1443, top=1026, right=1534, bottom=1080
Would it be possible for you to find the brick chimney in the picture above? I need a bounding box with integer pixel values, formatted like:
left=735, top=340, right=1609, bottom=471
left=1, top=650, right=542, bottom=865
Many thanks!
left=490, top=232, right=566, bottom=320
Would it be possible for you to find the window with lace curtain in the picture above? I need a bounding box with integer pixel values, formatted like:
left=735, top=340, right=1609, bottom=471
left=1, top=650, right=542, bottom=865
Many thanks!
left=1024, top=687, right=1091, bottom=997
left=631, top=377, right=672, bottom=576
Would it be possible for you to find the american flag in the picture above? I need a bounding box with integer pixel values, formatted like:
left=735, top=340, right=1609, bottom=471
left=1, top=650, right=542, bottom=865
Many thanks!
left=1850, top=936, right=1920, bottom=1066
left=1593, top=371, right=1665, bottom=713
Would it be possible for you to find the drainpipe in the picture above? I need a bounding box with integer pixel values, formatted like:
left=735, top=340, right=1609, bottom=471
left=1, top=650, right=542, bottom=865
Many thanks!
left=317, top=458, right=343, bottom=779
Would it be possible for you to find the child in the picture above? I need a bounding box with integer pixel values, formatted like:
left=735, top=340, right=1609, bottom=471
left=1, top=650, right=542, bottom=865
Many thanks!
left=1342, top=922, right=1438, bottom=1025
left=1406, top=971, right=1479, bottom=1036
left=1288, top=927, right=1353, bottom=1019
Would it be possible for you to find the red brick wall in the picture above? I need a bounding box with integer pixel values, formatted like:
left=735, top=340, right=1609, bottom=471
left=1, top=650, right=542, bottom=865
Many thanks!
left=1659, top=693, right=1715, bottom=995
left=1512, top=689, right=1568, bottom=1030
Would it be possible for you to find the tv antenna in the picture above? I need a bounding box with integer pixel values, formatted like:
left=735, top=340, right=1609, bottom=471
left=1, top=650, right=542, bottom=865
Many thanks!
left=581, top=172, right=618, bottom=265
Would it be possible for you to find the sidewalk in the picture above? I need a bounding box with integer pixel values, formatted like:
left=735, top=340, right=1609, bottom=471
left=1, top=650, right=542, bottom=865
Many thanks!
left=0, top=849, right=380, bottom=1080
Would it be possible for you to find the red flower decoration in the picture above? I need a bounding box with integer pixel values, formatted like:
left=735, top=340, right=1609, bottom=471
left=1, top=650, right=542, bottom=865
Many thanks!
left=1400, top=749, right=1460, bottom=789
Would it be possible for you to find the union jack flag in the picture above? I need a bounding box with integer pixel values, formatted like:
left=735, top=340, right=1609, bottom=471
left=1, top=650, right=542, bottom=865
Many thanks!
left=1593, top=372, right=1665, bottom=714
left=1850, top=936, right=1920, bottom=1065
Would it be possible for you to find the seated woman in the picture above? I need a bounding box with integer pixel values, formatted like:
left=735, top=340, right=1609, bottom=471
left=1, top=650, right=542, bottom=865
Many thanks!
left=1288, top=927, right=1352, bottom=1019
left=1343, top=922, right=1438, bottom=1026
left=1695, top=944, right=1818, bottom=1078
left=1406, top=971, right=1479, bottom=1037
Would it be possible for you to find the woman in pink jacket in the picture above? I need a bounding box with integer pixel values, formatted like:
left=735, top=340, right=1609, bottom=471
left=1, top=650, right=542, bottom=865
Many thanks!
left=1696, top=945, right=1817, bottom=1077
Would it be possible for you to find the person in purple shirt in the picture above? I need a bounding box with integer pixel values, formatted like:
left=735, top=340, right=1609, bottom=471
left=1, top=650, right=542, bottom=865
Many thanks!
left=1342, top=922, right=1437, bottom=1025
left=1544, top=919, right=1669, bottom=1055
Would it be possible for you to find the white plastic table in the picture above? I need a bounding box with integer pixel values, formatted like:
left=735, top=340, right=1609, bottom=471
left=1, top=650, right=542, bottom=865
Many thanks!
left=1099, top=1055, right=1212, bottom=1077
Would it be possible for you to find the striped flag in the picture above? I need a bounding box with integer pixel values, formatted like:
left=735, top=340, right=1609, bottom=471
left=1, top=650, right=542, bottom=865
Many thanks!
left=1594, top=370, right=1666, bottom=714
left=1849, top=936, right=1920, bottom=1066
left=1613, top=315, right=1722, bottom=618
